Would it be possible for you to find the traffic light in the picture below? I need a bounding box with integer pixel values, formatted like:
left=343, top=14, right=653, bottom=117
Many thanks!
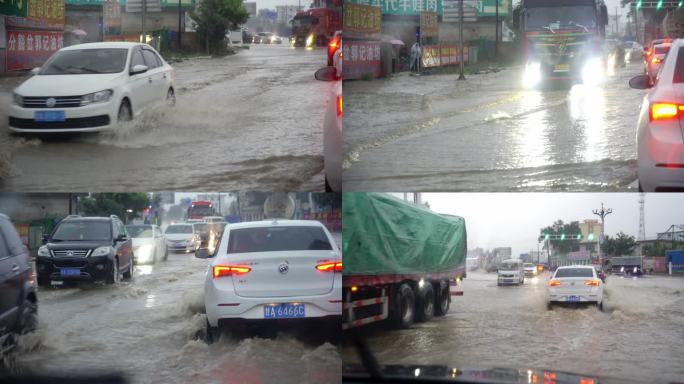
left=657, top=0, right=663, bottom=9
left=544, top=233, right=550, bottom=240
left=588, top=233, right=595, bottom=241
left=560, top=233, right=566, bottom=241
left=636, top=0, right=642, bottom=9
left=576, top=234, right=582, bottom=240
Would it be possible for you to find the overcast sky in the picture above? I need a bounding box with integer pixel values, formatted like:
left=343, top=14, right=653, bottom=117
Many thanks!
left=416, top=193, right=684, bottom=257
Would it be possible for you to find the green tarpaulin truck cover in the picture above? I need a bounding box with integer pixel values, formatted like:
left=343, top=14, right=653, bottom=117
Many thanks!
left=343, top=193, right=467, bottom=275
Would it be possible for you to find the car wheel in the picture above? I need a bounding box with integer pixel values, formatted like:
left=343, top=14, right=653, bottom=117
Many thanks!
left=123, top=257, right=133, bottom=280
left=166, top=88, right=176, bottom=107
left=391, top=283, right=415, bottom=329
left=17, top=299, right=38, bottom=334
left=37, top=274, right=48, bottom=287
left=597, top=301, right=603, bottom=311
left=434, top=280, right=450, bottom=317
left=118, top=100, right=132, bottom=122
left=106, top=258, right=120, bottom=285
left=164, top=246, right=168, bottom=261
left=206, top=320, right=220, bottom=344
left=416, top=283, right=435, bottom=322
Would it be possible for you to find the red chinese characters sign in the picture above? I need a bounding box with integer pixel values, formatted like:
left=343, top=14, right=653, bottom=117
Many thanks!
left=422, top=44, right=469, bottom=68
left=6, top=31, right=64, bottom=71
left=6, top=0, right=65, bottom=30
left=342, top=41, right=382, bottom=80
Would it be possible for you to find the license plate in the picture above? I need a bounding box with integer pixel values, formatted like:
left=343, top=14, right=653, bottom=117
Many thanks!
left=60, top=268, right=80, bottom=277
left=263, top=304, right=305, bottom=319
left=566, top=295, right=580, bottom=302
left=554, top=64, right=570, bottom=72
left=51, top=280, right=63, bottom=285
left=35, top=111, right=65, bottom=122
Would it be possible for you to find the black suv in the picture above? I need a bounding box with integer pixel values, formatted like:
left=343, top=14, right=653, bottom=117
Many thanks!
left=0, top=213, right=38, bottom=355
left=36, top=215, right=134, bottom=286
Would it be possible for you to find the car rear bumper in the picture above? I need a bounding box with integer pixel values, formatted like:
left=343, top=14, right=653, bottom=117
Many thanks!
left=205, top=288, right=342, bottom=326
left=638, top=157, right=684, bottom=192
left=36, top=255, right=112, bottom=282
left=8, top=102, right=117, bottom=133
left=548, top=292, right=602, bottom=303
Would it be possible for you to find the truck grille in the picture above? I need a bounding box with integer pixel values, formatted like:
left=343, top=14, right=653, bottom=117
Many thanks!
left=22, top=96, right=83, bottom=108
left=52, top=249, right=91, bottom=258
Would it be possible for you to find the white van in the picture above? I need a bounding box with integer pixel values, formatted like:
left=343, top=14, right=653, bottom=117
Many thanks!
left=497, top=259, right=524, bottom=286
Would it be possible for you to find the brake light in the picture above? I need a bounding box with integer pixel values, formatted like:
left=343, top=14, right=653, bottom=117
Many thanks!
left=584, top=279, right=601, bottom=286
left=212, top=265, right=251, bottom=279
left=316, top=261, right=342, bottom=272
left=548, top=280, right=561, bottom=287
left=651, top=57, right=662, bottom=64
left=650, top=102, right=684, bottom=121
left=329, top=37, right=339, bottom=51
left=337, top=95, right=342, bottom=117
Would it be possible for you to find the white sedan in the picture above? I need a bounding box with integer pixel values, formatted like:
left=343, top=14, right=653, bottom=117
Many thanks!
left=9, top=42, right=175, bottom=133
left=126, top=224, right=168, bottom=264
left=547, top=265, right=604, bottom=310
left=197, top=220, right=341, bottom=342
left=629, top=38, right=684, bottom=192
left=315, top=49, right=342, bottom=192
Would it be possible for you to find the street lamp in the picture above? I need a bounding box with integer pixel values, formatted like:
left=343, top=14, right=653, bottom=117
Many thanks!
left=592, top=203, right=613, bottom=265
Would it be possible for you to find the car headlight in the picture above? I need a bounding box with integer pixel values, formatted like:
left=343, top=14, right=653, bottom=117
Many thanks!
left=91, top=246, right=111, bottom=257
left=81, top=89, right=113, bottom=106
left=581, top=58, right=604, bottom=86
left=522, top=62, right=541, bottom=88
left=306, top=34, right=314, bottom=47
left=13, top=93, right=23, bottom=106
left=37, top=245, right=50, bottom=257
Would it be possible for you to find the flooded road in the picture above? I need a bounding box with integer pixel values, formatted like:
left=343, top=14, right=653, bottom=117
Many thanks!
left=343, top=62, right=646, bottom=191
left=5, top=243, right=342, bottom=384
left=342, top=271, right=684, bottom=383
left=0, top=46, right=331, bottom=191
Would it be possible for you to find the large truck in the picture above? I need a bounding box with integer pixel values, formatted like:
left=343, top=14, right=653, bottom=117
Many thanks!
left=290, top=8, right=341, bottom=48
left=187, top=200, right=215, bottom=220
left=515, top=0, right=608, bottom=87
left=342, top=193, right=467, bottom=330
left=608, top=256, right=643, bottom=276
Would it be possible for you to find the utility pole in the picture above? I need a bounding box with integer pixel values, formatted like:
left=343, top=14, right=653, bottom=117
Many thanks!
left=592, top=203, right=613, bottom=265
left=142, top=0, right=147, bottom=43
left=178, top=0, right=182, bottom=50
left=495, top=0, right=499, bottom=58
left=458, top=0, right=466, bottom=80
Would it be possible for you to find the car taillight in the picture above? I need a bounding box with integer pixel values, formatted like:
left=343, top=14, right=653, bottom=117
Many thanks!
left=650, top=102, right=684, bottom=121
left=337, top=95, right=342, bottom=117
left=329, top=37, right=339, bottom=51
left=584, top=279, right=601, bottom=286
left=651, top=57, right=662, bottom=64
left=316, top=261, right=342, bottom=272
left=548, top=280, right=561, bottom=287
left=212, top=265, right=251, bottom=279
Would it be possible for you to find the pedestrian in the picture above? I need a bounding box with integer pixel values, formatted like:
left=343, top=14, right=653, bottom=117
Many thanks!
left=410, top=41, right=421, bottom=73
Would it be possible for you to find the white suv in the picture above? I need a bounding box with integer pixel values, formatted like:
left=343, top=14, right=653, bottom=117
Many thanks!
left=197, top=219, right=342, bottom=341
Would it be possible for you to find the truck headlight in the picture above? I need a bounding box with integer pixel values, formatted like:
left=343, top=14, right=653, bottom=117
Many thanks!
left=81, top=89, right=113, bottom=106
left=522, top=62, right=541, bottom=88
left=37, top=245, right=50, bottom=257
left=91, top=246, right=111, bottom=257
left=581, top=58, right=604, bottom=86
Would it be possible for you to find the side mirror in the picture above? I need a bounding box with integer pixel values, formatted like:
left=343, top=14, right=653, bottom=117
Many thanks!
left=195, top=248, right=211, bottom=259
left=130, top=64, right=148, bottom=75
left=629, top=74, right=651, bottom=89
left=42, top=233, right=50, bottom=244
left=31, top=67, right=41, bottom=75
left=315, top=66, right=339, bottom=81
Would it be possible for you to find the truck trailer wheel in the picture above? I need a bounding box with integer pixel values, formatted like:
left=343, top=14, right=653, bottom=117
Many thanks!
left=391, top=283, right=415, bottom=329
left=434, top=280, right=450, bottom=317
left=416, top=283, right=435, bottom=322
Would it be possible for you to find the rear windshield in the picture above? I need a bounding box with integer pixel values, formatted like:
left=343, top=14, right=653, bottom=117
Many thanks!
left=126, top=225, right=153, bottom=238
left=193, top=223, right=208, bottom=232
left=499, top=262, right=520, bottom=271
left=555, top=268, right=593, bottom=278
left=227, top=226, right=332, bottom=253
left=655, top=45, right=670, bottom=55
left=524, top=263, right=535, bottom=268
left=52, top=220, right=111, bottom=241
left=166, top=225, right=193, bottom=234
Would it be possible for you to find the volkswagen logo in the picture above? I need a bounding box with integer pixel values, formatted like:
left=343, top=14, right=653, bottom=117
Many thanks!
left=66, top=250, right=74, bottom=257
left=278, top=263, right=289, bottom=274
left=45, top=97, right=56, bottom=108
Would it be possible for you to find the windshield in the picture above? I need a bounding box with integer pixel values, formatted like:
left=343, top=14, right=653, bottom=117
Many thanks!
left=52, top=221, right=111, bottom=241
left=40, top=48, right=128, bottom=75
left=554, top=267, right=594, bottom=278
left=188, top=205, right=213, bottom=217
left=227, top=226, right=331, bottom=253
left=525, top=6, right=597, bottom=30
left=655, top=45, right=670, bottom=55
left=499, top=262, right=520, bottom=271
left=292, top=16, right=313, bottom=27
left=126, top=225, right=153, bottom=238
left=165, top=225, right=193, bottom=234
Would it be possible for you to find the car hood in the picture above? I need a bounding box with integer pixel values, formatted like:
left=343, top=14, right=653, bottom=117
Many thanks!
left=165, top=234, right=193, bottom=241
left=343, top=363, right=642, bottom=384
left=15, top=73, right=125, bottom=96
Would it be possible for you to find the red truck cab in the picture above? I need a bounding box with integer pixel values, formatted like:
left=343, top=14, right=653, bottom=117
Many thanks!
left=291, top=8, right=341, bottom=48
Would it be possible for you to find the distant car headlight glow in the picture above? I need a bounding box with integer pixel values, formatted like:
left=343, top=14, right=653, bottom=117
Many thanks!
left=91, top=246, right=111, bottom=257
left=81, top=89, right=113, bottom=106
left=522, top=62, right=541, bottom=88
left=581, top=58, right=604, bottom=86
left=306, top=34, right=314, bottom=48
left=136, top=244, right=154, bottom=262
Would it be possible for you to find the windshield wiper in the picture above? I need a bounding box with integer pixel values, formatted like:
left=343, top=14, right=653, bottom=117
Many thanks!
left=66, top=66, right=102, bottom=74
left=541, top=24, right=556, bottom=34
left=568, top=21, right=589, bottom=32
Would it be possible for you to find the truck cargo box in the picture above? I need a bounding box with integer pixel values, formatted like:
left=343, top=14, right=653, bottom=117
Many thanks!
left=343, top=193, right=467, bottom=276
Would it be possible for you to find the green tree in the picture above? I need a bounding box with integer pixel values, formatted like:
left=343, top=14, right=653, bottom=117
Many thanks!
left=538, top=220, right=582, bottom=254
left=602, top=232, right=637, bottom=257
left=192, top=0, right=249, bottom=54
left=81, top=193, right=150, bottom=223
